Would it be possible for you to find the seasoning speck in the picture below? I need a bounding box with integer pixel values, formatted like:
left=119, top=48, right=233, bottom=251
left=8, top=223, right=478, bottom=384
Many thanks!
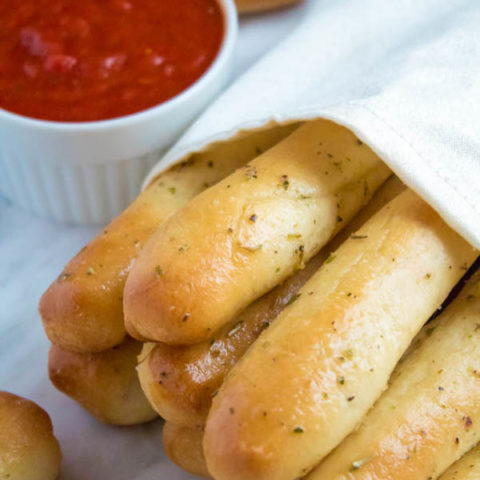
left=325, top=254, right=336, bottom=264
left=244, top=165, right=258, bottom=180
left=350, top=457, right=369, bottom=471
left=293, top=426, right=304, bottom=434
left=426, top=327, right=436, bottom=336
left=155, top=266, right=164, bottom=276
left=351, top=234, right=368, bottom=239
left=240, top=244, right=263, bottom=252
left=228, top=321, right=244, bottom=337
left=286, top=293, right=301, bottom=306
left=464, top=416, right=473, bottom=429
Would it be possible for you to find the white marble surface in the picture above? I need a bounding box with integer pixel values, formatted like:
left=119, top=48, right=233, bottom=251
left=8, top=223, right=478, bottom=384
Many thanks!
left=0, top=4, right=309, bottom=479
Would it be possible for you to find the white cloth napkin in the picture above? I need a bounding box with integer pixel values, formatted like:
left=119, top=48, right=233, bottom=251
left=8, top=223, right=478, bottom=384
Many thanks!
left=146, top=0, right=480, bottom=249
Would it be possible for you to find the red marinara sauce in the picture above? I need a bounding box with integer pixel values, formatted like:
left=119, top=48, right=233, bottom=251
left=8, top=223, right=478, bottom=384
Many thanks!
left=0, top=0, right=224, bottom=122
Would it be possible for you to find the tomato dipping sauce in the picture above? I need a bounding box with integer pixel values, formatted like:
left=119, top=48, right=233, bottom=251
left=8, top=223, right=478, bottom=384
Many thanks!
left=0, top=0, right=224, bottom=122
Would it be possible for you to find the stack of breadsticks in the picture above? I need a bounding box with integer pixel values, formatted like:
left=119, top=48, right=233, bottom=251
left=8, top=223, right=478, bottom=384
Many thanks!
left=39, top=119, right=480, bottom=480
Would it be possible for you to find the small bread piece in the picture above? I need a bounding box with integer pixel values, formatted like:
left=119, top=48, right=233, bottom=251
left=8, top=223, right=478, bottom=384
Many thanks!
left=138, top=176, right=404, bottom=427
left=439, top=443, right=480, bottom=480
left=307, top=270, right=480, bottom=480
left=0, top=391, right=62, bottom=480
left=203, top=189, right=478, bottom=480
left=235, top=0, right=301, bottom=13
left=49, top=337, right=157, bottom=425
left=39, top=125, right=296, bottom=353
left=124, top=119, right=391, bottom=345
left=163, top=422, right=210, bottom=478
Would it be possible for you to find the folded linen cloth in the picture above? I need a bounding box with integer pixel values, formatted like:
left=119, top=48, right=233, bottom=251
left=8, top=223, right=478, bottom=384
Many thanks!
left=145, top=0, right=480, bottom=249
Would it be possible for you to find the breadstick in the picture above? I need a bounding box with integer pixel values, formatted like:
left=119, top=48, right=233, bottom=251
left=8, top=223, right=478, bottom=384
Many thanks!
left=124, top=119, right=391, bottom=345
left=138, top=176, right=404, bottom=427
left=439, top=443, right=480, bottom=480
left=0, top=391, right=62, bottom=480
left=203, top=189, right=478, bottom=480
left=49, top=337, right=157, bottom=425
left=235, top=0, right=302, bottom=13
left=39, top=125, right=296, bottom=353
left=163, top=422, right=210, bottom=478
left=306, top=269, right=480, bottom=480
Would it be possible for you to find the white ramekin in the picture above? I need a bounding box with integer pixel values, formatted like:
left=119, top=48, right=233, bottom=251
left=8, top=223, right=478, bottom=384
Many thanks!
left=0, top=0, right=238, bottom=224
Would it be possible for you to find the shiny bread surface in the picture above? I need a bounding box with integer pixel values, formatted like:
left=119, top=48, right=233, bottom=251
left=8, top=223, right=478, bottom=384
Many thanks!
left=138, top=176, right=404, bottom=427
left=439, top=443, right=480, bottom=480
left=49, top=337, right=157, bottom=425
left=39, top=125, right=296, bottom=353
left=203, top=189, right=478, bottom=480
left=124, top=119, right=391, bottom=345
left=307, top=270, right=480, bottom=480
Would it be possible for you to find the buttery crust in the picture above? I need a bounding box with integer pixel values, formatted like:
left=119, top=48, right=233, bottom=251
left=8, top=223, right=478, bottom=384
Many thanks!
left=138, top=176, right=404, bottom=427
left=0, top=391, right=62, bottom=480
left=124, top=119, right=391, bottom=345
left=162, top=422, right=210, bottom=478
left=48, top=337, right=157, bottom=425
left=235, top=0, right=302, bottom=13
left=39, top=125, right=296, bottom=353
left=439, top=443, right=480, bottom=480
left=203, top=189, right=478, bottom=480
left=307, top=270, right=480, bottom=480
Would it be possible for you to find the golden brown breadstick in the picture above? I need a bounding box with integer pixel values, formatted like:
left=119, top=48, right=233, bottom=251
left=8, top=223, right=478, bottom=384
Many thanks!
left=163, top=422, right=210, bottom=478
left=138, top=176, right=404, bottom=427
left=306, top=269, right=480, bottom=480
left=204, top=190, right=478, bottom=480
left=49, top=337, right=157, bottom=425
left=0, top=391, right=62, bottom=480
left=39, top=125, right=297, bottom=353
left=235, top=0, right=302, bottom=13
left=124, top=119, right=391, bottom=345
left=439, top=443, right=480, bottom=480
